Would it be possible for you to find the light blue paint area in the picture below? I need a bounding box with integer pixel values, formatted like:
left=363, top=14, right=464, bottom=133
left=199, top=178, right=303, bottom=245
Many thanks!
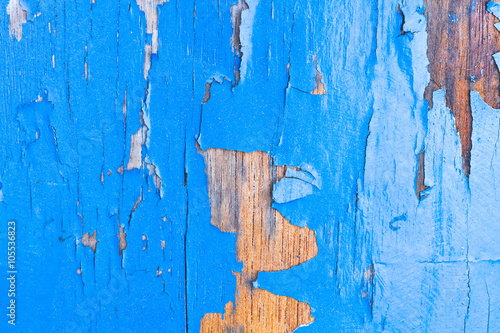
left=465, top=261, right=500, bottom=332
left=469, top=91, right=500, bottom=261
left=470, top=75, right=476, bottom=83
left=286, top=166, right=322, bottom=189
left=0, top=0, right=239, bottom=332
left=257, top=0, right=474, bottom=331
left=273, top=166, right=321, bottom=203
left=374, top=262, right=469, bottom=331
left=364, top=89, right=469, bottom=331
left=488, top=1, right=500, bottom=20
left=493, top=52, right=500, bottom=72
left=286, top=169, right=316, bottom=185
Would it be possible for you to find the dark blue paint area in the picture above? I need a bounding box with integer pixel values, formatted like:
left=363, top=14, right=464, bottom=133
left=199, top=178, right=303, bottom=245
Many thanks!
left=198, top=79, right=283, bottom=153
left=197, top=0, right=292, bottom=154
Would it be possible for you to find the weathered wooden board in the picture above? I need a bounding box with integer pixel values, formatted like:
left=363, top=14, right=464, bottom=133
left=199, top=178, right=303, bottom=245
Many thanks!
left=1, top=0, right=500, bottom=332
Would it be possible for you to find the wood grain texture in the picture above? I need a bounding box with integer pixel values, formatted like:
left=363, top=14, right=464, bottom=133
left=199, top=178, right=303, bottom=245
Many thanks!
left=424, top=0, right=500, bottom=175
left=200, top=148, right=318, bottom=332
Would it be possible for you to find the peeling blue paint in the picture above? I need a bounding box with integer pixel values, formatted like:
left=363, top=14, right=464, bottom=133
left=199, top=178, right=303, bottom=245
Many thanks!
left=273, top=167, right=320, bottom=204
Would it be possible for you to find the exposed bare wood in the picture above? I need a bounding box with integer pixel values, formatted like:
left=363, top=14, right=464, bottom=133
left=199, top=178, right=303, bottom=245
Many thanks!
left=200, top=148, right=318, bottom=332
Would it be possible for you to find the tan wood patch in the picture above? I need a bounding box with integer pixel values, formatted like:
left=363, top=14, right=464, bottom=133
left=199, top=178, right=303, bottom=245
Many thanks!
left=200, top=148, right=318, bottom=333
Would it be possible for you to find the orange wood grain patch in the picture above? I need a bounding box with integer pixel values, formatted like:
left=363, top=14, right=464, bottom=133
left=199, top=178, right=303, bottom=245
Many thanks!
left=200, top=148, right=318, bottom=333
left=424, top=0, right=500, bottom=175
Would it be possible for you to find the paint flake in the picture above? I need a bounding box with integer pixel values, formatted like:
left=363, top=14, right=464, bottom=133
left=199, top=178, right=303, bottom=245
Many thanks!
left=126, top=126, right=147, bottom=170
left=117, top=225, right=127, bottom=255
left=81, top=230, right=98, bottom=253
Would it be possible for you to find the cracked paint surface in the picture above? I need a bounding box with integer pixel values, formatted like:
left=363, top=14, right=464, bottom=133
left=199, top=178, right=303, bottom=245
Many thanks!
left=1, top=0, right=500, bottom=332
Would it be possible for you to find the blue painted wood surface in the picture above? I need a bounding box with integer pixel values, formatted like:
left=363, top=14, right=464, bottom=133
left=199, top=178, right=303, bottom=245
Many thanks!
left=0, top=0, right=499, bottom=331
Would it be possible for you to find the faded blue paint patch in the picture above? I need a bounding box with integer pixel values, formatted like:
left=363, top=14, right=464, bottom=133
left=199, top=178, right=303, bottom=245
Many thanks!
left=466, top=261, right=500, bottom=332
left=363, top=89, right=469, bottom=331
left=467, top=89, right=500, bottom=333
left=285, top=167, right=321, bottom=188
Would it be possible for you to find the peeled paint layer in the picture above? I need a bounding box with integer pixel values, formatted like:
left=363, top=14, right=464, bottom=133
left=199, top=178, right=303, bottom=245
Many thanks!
left=273, top=178, right=313, bottom=204
left=0, top=1, right=232, bottom=332
left=258, top=0, right=473, bottom=331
